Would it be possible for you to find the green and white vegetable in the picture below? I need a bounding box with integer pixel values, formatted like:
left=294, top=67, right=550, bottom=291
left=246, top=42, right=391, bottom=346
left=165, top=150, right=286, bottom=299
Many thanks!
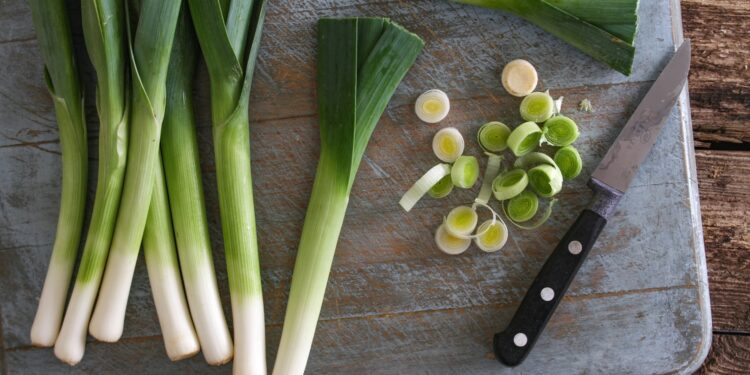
left=445, top=205, right=479, bottom=236
left=428, top=175, right=454, bottom=198
left=142, top=159, right=199, bottom=361
left=400, top=164, right=452, bottom=211
left=478, top=122, right=511, bottom=152
left=432, top=127, right=465, bottom=162
left=475, top=153, right=503, bottom=204
left=435, top=224, right=472, bottom=255
left=503, top=197, right=557, bottom=229
left=507, top=121, right=543, bottom=156
left=555, top=145, right=583, bottom=179
left=187, top=0, right=268, bottom=372
left=415, top=89, right=450, bottom=123
left=492, top=168, right=529, bottom=201
left=505, top=190, right=539, bottom=222
left=542, top=115, right=579, bottom=146
left=53, top=0, right=127, bottom=364
left=274, top=18, right=423, bottom=375
left=453, top=0, right=640, bottom=75
left=89, top=0, right=182, bottom=343
left=474, top=219, right=509, bottom=252
left=501, top=59, right=538, bottom=97
left=515, top=152, right=564, bottom=197
left=520, top=91, right=555, bottom=123
left=160, top=8, right=233, bottom=365
left=29, top=0, right=89, bottom=348
left=451, top=156, right=480, bottom=188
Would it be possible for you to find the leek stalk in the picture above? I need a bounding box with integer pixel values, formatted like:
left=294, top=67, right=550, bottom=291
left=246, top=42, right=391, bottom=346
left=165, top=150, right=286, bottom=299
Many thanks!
left=29, top=0, right=89, bottom=348
left=53, top=0, right=128, bottom=364
left=453, top=0, right=639, bottom=75
left=89, top=0, right=183, bottom=342
left=160, top=7, right=234, bottom=365
left=186, top=0, right=268, bottom=373
left=273, top=18, right=423, bottom=375
left=142, top=158, right=200, bottom=361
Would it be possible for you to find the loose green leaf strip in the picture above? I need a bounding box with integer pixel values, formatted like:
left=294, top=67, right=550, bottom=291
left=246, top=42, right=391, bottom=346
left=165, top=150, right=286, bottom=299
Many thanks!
left=400, top=164, right=452, bottom=211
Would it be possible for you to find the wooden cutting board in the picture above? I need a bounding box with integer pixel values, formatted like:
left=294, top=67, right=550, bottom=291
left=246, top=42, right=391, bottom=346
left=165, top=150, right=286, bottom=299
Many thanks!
left=0, top=0, right=710, bottom=373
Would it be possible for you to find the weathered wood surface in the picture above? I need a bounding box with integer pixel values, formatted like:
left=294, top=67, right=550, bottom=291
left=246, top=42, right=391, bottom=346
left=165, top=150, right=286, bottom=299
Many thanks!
left=682, top=0, right=750, bottom=372
left=696, top=335, right=750, bottom=375
left=0, top=0, right=710, bottom=374
left=682, top=0, right=750, bottom=146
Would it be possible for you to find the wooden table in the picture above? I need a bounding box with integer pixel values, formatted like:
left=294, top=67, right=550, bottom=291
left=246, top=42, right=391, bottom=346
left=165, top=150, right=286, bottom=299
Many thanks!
left=684, top=0, right=750, bottom=374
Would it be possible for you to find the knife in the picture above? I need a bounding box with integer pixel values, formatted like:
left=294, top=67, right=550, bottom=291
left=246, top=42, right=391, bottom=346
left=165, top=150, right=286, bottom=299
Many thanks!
left=493, top=40, right=692, bottom=367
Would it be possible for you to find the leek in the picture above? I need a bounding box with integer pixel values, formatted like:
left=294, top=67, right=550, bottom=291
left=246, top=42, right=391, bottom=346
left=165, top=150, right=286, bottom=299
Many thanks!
left=501, top=59, right=538, bottom=97
left=415, top=89, right=450, bottom=123
left=451, top=156, right=480, bottom=188
left=445, top=205, right=479, bottom=236
left=54, top=0, right=128, bottom=364
left=29, top=0, right=89, bottom=348
left=400, top=164, right=452, bottom=211
left=160, top=7, right=233, bottom=365
left=274, top=18, right=423, bottom=375
left=435, top=224, right=472, bottom=255
left=477, top=122, right=511, bottom=153
left=428, top=175, right=454, bottom=199
left=542, top=115, right=579, bottom=146
left=432, top=127, right=464, bottom=162
left=520, top=92, right=555, bottom=123
left=89, top=0, right=183, bottom=342
left=142, top=158, right=199, bottom=361
left=507, top=122, right=543, bottom=156
left=186, top=0, right=268, bottom=373
left=453, top=0, right=639, bottom=75
left=555, top=145, right=583, bottom=179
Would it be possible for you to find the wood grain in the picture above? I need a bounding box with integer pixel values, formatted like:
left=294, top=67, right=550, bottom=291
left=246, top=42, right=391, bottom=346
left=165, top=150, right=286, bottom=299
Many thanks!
left=682, top=0, right=750, bottom=146
left=695, top=335, right=750, bottom=374
left=696, top=150, right=750, bottom=333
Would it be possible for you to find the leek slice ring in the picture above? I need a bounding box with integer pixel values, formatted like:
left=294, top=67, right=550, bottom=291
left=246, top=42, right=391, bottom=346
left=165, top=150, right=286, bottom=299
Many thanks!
left=507, top=122, right=543, bottom=156
left=492, top=168, right=528, bottom=201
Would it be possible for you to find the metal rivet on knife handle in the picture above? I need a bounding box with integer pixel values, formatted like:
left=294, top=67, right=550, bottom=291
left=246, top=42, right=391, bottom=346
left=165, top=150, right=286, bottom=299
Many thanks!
left=568, top=240, right=582, bottom=254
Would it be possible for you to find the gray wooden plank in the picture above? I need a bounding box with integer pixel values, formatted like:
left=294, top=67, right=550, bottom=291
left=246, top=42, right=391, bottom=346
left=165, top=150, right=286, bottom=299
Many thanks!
left=5, top=288, right=706, bottom=374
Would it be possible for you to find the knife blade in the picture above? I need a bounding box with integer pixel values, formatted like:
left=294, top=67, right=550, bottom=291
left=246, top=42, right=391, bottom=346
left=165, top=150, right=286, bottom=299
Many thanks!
left=493, top=40, right=692, bottom=367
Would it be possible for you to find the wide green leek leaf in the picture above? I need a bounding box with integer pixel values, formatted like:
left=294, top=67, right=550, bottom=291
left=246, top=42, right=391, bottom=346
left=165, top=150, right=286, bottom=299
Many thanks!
left=454, top=0, right=639, bottom=75
left=273, top=18, right=423, bottom=375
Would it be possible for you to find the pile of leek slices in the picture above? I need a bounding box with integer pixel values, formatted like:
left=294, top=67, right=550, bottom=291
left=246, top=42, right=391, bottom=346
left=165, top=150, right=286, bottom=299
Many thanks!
left=400, top=60, right=585, bottom=255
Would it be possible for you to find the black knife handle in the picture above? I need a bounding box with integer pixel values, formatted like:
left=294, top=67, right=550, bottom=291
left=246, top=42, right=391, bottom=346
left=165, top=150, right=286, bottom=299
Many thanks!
left=494, top=209, right=607, bottom=367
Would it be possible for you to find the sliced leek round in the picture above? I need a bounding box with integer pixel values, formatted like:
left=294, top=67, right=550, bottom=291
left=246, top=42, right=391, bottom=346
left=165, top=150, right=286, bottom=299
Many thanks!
left=520, top=91, right=555, bottom=123
left=542, top=115, right=579, bottom=146
left=478, top=122, right=511, bottom=152
left=432, top=127, right=464, bottom=162
left=399, top=164, right=452, bottom=212
left=501, top=59, right=538, bottom=97
left=528, top=164, right=563, bottom=198
left=428, top=174, right=454, bottom=198
left=445, top=205, right=479, bottom=237
left=415, top=89, right=450, bottom=123
left=492, top=168, right=528, bottom=201
left=451, top=155, right=480, bottom=188
left=507, top=121, right=543, bottom=157
left=474, top=219, right=508, bottom=252
left=505, top=191, right=539, bottom=222
left=554, top=145, right=583, bottom=180
left=435, top=224, right=471, bottom=255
